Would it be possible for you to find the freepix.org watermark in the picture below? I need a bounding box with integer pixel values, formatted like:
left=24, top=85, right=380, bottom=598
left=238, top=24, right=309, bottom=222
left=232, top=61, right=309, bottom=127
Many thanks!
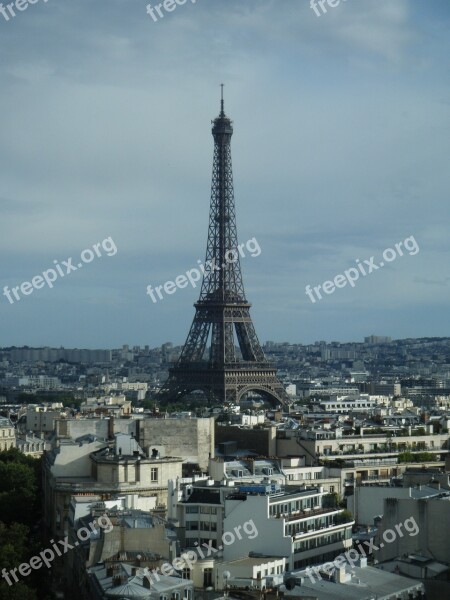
left=1, top=514, right=113, bottom=587
left=0, top=0, right=48, bottom=22
left=146, top=237, right=261, bottom=304
left=310, top=0, right=348, bottom=18
left=143, top=519, right=258, bottom=583
left=305, top=235, right=419, bottom=303
left=305, top=515, right=419, bottom=583
left=146, top=0, right=197, bottom=23
left=3, top=237, right=118, bottom=305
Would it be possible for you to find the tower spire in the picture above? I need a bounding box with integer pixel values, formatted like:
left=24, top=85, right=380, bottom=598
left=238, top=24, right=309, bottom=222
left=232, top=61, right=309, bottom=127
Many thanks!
left=220, top=83, right=225, bottom=116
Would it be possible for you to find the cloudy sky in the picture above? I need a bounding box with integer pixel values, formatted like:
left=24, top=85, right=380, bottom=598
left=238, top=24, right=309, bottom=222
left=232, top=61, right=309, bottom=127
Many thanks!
left=0, top=0, right=449, bottom=349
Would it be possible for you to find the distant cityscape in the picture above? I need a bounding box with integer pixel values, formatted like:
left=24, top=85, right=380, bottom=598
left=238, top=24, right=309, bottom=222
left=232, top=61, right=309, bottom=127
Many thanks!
left=1, top=335, right=450, bottom=404
left=1, top=333, right=449, bottom=598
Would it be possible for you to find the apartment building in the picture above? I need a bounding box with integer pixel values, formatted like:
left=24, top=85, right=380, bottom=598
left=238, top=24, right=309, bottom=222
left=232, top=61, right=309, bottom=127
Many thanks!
left=319, top=395, right=377, bottom=414
left=80, top=395, right=132, bottom=416
left=16, top=433, right=49, bottom=457
left=223, top=484, right=354, bottom=570
left=278, top=428, right=449, bottom=466
left=26, top=404, right=64, bottom=433
left=208, top=455, right=341, bottom=496
left=171, top=478, right=353, bottom=572
left=64, top=498, right=184, bottom=599
left=208, top=457, right=285, bottom=485
left=280, top=458, right=342, bottom=496
left=43, top=433, right=183, bottom=538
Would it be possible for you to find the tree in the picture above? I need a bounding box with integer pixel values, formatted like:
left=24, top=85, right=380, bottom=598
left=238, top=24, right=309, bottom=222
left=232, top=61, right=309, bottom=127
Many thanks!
left=0, top=582, right=38, bottom=600
left=0, top=451, right=47, bottom=600
left=323, top=493, right=338, bottom=509
left=334, top=510, right=353, bottom=525
left=0, top=450, right=41, bottom=528
left=0, top=522, right=30, bottom=569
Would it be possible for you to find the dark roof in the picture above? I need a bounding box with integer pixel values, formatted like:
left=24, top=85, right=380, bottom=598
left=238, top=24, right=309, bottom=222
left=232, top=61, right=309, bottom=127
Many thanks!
left=185, top=488, right=222, bottom=505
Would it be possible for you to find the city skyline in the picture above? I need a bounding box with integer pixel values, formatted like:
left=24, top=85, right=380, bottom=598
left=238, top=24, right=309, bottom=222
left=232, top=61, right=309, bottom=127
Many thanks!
left=1, top=0, right=449, bottom=348
left=4, top=333, right=450, bottom=353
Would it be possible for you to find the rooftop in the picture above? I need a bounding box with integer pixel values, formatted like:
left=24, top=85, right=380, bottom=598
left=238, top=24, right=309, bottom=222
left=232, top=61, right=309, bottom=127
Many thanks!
left=291, top=565, right=424, bottom=600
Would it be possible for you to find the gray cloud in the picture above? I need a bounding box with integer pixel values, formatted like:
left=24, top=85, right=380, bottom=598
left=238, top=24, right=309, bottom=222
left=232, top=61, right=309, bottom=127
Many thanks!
left=0, top=0, right=449, bottom=346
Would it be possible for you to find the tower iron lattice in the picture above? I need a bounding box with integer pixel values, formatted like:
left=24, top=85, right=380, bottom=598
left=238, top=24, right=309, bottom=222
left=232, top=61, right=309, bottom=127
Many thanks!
left=159, top=92, right=289, bottom=406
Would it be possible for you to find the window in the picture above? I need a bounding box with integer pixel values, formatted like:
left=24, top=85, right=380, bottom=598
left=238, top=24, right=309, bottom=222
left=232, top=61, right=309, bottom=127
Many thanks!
left=182, top=568, right=191, bottom=580
left=200, top=506, right=211, bottom=514
left=203, top=568, right=213, bottom=588
left=151, top=468, right=158, bottom=482
left=186, top=506, right=199, bottom=514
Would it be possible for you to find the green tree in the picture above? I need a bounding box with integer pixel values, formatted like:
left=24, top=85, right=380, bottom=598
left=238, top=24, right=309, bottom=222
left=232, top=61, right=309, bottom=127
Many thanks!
left=0, top=522, right=30, bottom=570
left=323, top=493, right=338, bottom=509
left=334, top=510, right=353, bottom=525
left=0, top=462, right=37, bottom=527
left=0, top=582, right=38, bottom=600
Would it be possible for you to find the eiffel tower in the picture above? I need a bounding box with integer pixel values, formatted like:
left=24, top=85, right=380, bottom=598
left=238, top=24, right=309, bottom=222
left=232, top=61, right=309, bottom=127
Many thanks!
left=159, top=90, right=289, bottom=406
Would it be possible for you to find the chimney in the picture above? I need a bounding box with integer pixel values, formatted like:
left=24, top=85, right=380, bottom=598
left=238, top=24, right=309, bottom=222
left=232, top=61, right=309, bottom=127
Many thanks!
left=108, top=416, right=115, bottom=440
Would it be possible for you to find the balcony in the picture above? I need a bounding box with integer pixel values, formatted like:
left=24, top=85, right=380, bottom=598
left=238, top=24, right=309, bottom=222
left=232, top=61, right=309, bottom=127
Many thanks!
left=278, top=506, right=340, bottom=523
left=324, top=446, right=446, bottom=459
left=290, top=517, right=354, bottom=540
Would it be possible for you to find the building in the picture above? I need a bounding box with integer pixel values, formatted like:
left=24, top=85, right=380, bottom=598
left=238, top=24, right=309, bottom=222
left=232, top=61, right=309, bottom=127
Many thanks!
left=170, top=477, right=353, bottom=571
left=288, top=561, right=424, bottom=599
left=0, top=417, right=15, bottom=451
left=319, top=395, right=377, bottom=414
left=64, top=497, right=184, bottom=598
left=208, top=457, right=285, bottom=486
left=43, top=433, right=183, bottom=538
left=16, top=433, right=49, bottom=457
left=215, top=424, right=277, bottom=457
left=80, top=395, right=132, bottom=417
left=26, top=404, right=65, bottom=433
left=87, top=563, right=194, bottom=600
left=348, top=483, right=445, bottom=526
left=375, top=491, right=450, bottom=565
left=280, top=458, right=342, bottom=496
left=55, top=415, right=135, bottom=441
left=137, top=417, right=215, bottom=472
left=277, top=428, right=449, bottom=466
left=9, top=346, right=112, bottom=363
left=222, top=484, right=354, bottom=570
left=364, top=336, right=392, bottom=344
